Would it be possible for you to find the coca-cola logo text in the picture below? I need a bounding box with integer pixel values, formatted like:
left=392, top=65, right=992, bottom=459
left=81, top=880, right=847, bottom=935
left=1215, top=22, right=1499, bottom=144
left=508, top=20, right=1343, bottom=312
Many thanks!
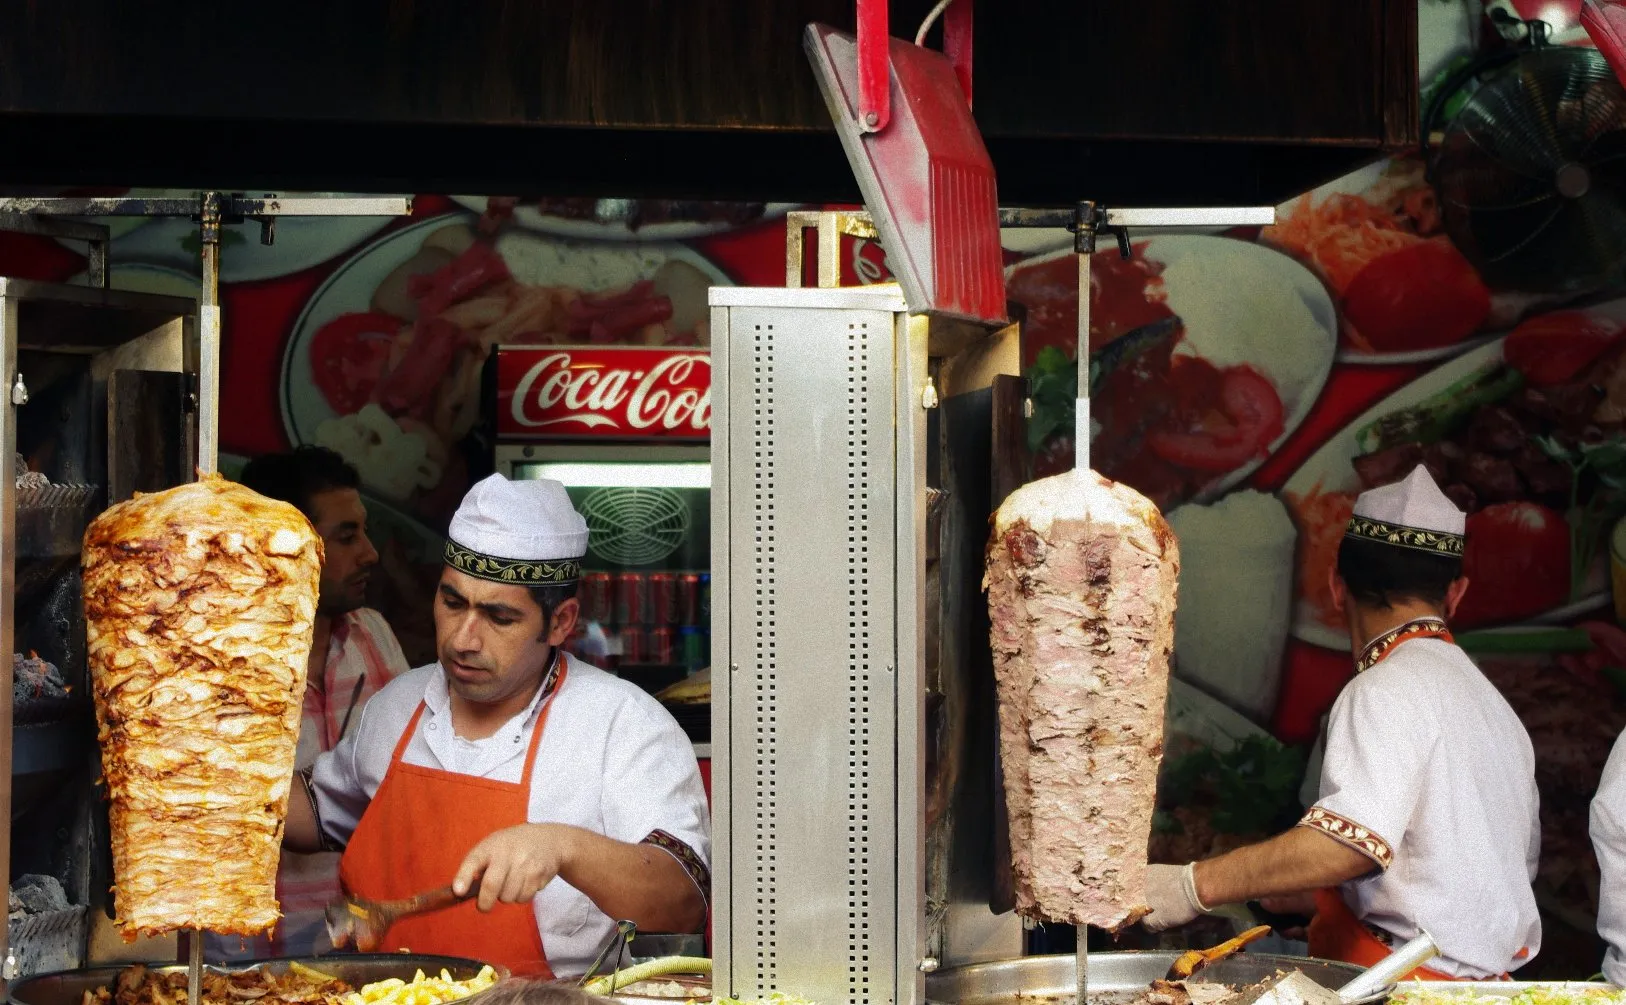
left=498, top=348, right=710, bottom=440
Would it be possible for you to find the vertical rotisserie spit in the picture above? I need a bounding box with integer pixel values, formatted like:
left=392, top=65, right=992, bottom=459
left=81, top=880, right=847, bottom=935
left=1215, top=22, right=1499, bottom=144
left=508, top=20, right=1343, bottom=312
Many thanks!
left=82, top=473, right=323, bottom=939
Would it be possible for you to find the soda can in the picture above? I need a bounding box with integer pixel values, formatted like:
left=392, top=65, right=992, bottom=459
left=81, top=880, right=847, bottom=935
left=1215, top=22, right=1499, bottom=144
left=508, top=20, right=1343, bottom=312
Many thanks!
left=616, top=572, right=649, bottom=625
left=564, top=626, right=589, bottom=660
left=678, top=574, right=702, bottom=625
left=699, top=573, right=711, bottom=623
left=678, top=626, right=706, bottom=670
left=581, top=572, right=614, bottom=623
left=619, top=626, right=648, bottom=665
left=649, top=573, right=679, bottom=626
left=651, top=626, right=678, bottom=665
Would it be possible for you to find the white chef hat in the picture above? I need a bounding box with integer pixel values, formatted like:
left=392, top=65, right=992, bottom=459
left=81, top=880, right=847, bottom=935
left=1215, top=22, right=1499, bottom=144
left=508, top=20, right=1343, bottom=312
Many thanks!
left=444, top=473, right=590, bottom=585
left=1344, top=464, right=1466, bottom=557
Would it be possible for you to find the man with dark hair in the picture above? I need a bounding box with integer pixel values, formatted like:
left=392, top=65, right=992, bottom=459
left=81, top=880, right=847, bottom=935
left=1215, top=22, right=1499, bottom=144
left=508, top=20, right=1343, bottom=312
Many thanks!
left=284, top=473, right=708, bottom=979
left=218, top=446, right=408, bottom=958
left=1142, top=466, right=1540, bottom=979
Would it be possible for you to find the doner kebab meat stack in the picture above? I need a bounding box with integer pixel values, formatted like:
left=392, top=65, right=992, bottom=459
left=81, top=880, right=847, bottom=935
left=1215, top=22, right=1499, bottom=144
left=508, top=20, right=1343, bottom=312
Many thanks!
left=985, top=468, right=1179, bottom=931
left=83, top=474, right=322, bottom=939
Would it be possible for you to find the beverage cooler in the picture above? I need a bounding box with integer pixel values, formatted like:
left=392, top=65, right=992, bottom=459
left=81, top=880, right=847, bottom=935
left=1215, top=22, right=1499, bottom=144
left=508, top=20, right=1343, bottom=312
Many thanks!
left=489, top=345, right=713, bottom=789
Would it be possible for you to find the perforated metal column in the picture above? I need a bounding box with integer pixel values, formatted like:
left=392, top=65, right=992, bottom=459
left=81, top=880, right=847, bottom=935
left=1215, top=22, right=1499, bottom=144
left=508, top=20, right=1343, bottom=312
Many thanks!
left=711, top=287, right=914, bottom=1005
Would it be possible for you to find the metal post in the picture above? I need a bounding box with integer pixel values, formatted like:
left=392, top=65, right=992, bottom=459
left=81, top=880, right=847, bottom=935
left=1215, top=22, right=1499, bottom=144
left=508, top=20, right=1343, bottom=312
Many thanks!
left=187, top=932, right=202, bottom=1005
left=195, top=193, right=223, bottom=477
left=0, top=295, right=20, bottom=994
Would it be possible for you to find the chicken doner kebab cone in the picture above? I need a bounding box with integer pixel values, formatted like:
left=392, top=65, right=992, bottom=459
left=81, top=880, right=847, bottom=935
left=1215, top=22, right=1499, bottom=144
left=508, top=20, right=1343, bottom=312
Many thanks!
left=82, top=475, right=323, bottom=980
left=984, top=226, right=1180, bottom=1005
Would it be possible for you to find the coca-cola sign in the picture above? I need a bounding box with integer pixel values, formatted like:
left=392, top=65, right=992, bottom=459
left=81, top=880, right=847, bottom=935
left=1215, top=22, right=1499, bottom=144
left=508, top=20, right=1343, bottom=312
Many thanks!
left=495, top=346, right=710, bottom=440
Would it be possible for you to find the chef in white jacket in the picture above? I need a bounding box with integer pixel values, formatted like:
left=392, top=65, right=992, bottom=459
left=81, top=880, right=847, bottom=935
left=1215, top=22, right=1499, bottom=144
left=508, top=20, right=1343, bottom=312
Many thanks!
left=1144, top=466, right=1541, bottom=980
left=285, top=473, right=709, bottom=978
left=1592, top=732, right=1626, bottom=983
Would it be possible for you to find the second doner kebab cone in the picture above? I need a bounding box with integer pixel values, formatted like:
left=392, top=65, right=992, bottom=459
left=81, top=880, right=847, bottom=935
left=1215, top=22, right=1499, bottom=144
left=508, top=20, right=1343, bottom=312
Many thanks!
left=984, top=218, right=1180, bottom=1005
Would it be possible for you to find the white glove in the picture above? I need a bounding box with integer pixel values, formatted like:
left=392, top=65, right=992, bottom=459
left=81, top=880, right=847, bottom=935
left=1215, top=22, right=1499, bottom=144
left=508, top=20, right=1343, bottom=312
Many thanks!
left=1143, top=862, right=1211, bottom=933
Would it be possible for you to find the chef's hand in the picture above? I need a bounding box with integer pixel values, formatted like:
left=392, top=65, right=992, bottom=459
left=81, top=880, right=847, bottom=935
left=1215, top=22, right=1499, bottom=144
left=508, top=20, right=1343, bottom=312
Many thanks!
left=453, top=823, right=576, bottom=912
left=1142, top=863, right=1208, bottom=933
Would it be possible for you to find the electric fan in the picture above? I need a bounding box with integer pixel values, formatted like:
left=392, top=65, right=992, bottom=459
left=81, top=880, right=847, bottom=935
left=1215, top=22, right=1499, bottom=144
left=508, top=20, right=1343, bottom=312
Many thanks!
left=1429, top=25, right=1626, bottom=293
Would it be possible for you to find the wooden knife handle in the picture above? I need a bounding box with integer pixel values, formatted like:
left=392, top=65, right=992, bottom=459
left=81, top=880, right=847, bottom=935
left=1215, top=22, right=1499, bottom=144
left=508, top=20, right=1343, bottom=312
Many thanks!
left=409, top=885, right=467, bottom=914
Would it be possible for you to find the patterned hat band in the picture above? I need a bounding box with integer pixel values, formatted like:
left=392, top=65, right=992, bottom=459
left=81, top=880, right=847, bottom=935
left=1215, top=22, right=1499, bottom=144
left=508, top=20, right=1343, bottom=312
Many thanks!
left=444, top=539, right=582, bottom=585
left=1344, top=516, right=1464, bottom=556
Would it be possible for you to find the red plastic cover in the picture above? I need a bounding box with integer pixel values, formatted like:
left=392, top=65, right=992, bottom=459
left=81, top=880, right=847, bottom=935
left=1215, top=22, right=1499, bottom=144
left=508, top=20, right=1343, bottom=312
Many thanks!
left=805, top=23, right=1007, bottom=326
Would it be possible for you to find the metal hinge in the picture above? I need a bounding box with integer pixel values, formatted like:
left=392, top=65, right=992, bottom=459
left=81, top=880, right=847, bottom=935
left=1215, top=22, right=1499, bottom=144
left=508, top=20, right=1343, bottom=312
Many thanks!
left=4, top=948, right=19, bottom=979
left=921, top=377, right=940, bottom=410
left=10, top=373, right=27, bottom=406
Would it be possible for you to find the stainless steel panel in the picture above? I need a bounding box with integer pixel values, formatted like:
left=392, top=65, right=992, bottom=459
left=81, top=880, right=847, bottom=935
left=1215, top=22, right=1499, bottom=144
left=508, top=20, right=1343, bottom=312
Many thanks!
left=715, top=299, right=899, bottom=1005
left=925, top=953, right=1364, bottom=1005
left=9, top=955, right=507, bottom=1005
left=894, top=312, right=928, bottom=1005
left=709, top=286, right=909, bottom=313
left=709, top=302, right=735, bottom=999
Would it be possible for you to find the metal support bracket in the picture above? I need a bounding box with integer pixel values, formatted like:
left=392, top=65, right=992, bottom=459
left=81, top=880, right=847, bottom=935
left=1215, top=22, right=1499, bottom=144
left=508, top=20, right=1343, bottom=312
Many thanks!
left=857, top=0, right=891, bottom=132
left=943, top=0, right=974, bottom=107
left=785, top=209, right=880, bottom=288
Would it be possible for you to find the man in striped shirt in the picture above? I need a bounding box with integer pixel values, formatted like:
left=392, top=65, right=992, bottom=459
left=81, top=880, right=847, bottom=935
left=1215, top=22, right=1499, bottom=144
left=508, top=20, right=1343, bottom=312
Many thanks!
left=209, top=447, right=409, bottom=959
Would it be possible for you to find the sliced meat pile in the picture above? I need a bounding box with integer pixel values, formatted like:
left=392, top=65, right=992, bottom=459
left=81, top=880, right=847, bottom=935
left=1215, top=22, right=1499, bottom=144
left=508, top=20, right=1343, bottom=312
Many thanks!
left=82, top=474, right=323, bottom=939
left=984, top=469, right=1179, bottom=930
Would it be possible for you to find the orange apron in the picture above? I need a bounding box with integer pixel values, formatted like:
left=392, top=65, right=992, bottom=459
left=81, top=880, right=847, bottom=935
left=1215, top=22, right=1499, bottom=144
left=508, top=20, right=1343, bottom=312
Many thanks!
left=1307, top=889, right=1460, bottom=980
left=338, top=667, right=566, bottom=978
left=1309, top=619, right=1514, bottom=981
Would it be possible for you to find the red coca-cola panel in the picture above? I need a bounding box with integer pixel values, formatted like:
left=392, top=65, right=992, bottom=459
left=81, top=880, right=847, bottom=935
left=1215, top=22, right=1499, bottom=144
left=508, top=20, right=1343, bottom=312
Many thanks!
left=495, top=345, right=711, bottom=441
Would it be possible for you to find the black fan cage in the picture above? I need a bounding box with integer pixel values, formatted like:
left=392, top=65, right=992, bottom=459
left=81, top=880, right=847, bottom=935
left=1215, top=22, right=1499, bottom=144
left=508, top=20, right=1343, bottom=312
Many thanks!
left=1435, top=45, right=1626, bottom=294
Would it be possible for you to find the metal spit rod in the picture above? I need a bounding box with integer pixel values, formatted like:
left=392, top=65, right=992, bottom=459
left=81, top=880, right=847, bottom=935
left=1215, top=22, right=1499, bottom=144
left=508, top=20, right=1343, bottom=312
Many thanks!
left=188, top=930, right=203, bottom=1005
left=197, top=193, right=223, bottom=477
left=1058, top=199, right=1278, bottom=1005
left=1073, top=214, right=1093, bottom=1005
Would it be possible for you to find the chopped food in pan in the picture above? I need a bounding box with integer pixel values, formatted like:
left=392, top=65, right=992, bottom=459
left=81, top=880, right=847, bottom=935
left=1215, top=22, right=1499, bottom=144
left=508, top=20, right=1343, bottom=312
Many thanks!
left=80, top=963, right=352, bottom=1005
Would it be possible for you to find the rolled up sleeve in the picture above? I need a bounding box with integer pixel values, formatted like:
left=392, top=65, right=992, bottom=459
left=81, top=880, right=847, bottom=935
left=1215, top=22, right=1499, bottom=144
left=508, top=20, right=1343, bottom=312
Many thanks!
left=600, top=701, right=712, bottom=906
left=309, top=699, right=376, bottom=847
left=1299, top=677, right=1435, bottom=871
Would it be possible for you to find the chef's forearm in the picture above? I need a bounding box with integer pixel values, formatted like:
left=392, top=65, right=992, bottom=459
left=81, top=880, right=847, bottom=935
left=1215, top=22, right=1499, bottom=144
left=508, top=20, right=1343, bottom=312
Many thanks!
left=558, top=827, right=707, bottom=933
left=1192, top=825, right=1376, bottom=907
left=283, top=771, right=324, bottom=854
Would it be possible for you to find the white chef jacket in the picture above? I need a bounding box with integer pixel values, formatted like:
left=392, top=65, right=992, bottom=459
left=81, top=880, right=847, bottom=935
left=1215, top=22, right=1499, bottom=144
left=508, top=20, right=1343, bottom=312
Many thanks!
left=1591, top=730, right=1626, bottom=985
left=310, top=653, right=711, bottom=976
left=1302, top=637, right=1540, bottom=977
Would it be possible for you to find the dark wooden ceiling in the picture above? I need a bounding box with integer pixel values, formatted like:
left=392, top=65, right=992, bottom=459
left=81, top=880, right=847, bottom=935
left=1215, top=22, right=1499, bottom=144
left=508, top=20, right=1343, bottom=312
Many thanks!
left=0, top=0, right=1418, bottom=205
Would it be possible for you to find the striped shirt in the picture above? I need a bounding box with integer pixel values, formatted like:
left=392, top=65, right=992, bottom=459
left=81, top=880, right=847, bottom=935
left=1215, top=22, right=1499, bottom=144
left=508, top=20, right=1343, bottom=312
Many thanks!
left=206, top=608, right=408, bottom=960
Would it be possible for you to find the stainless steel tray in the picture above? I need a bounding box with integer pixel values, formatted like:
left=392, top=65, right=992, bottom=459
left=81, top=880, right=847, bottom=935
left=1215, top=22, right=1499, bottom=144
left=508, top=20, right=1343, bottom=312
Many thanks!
left=9, top=954, right=509, bottom=1005
left=926, top=952, right=1365, bottom=1005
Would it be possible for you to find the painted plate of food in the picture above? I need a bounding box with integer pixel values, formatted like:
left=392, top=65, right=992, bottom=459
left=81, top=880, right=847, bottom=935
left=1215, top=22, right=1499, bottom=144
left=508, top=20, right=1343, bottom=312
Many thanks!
left=450, top=196, right=798, bottom=242
left=1261, top=156, right=1587, bottom=365
left=1282, top=298, right=1626, bottom=650
left=1007, top=234, right=1337, bottom=512
left=280, top=212, right=731, bottom=523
